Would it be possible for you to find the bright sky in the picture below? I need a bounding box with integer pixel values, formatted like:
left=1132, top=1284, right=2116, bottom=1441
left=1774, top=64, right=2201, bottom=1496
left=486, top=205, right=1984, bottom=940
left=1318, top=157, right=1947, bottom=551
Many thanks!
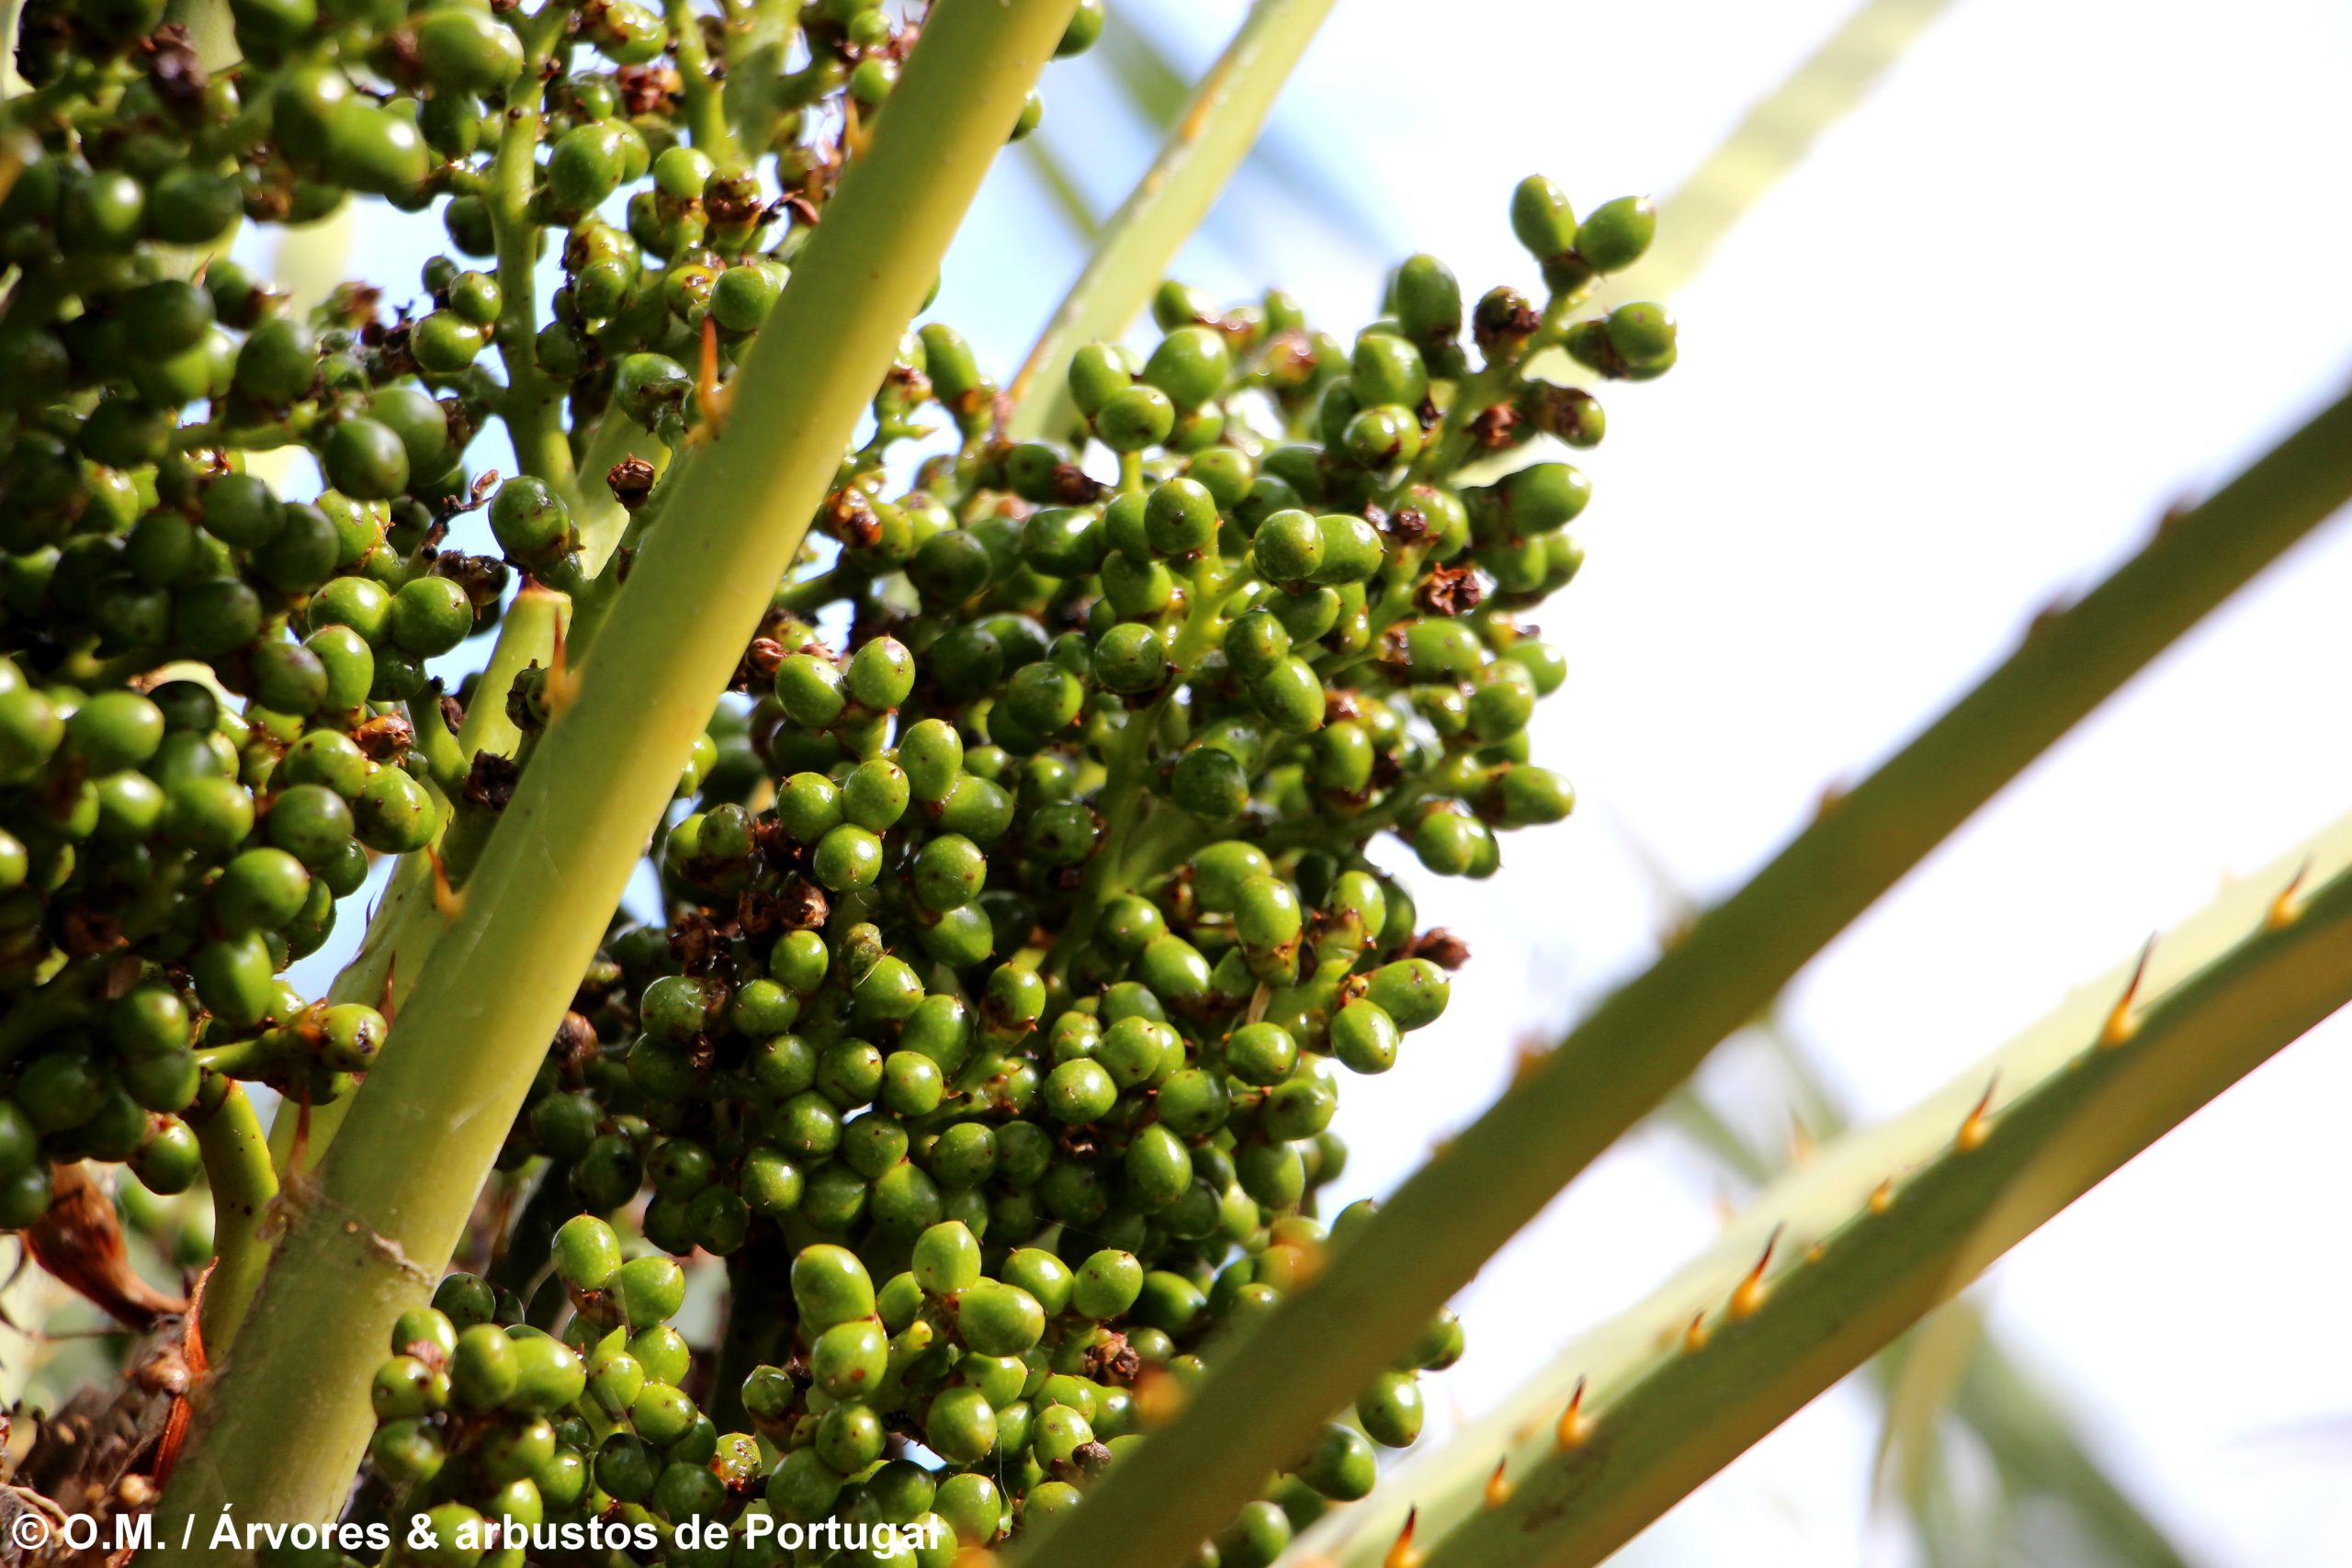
left=276, top=2, right=2352, bottom=1561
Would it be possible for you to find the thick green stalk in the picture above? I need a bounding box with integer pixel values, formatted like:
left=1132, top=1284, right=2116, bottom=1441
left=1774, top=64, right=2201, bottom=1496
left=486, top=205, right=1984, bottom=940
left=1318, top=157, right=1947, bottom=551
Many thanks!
left=154, top=2, right=1074, bottom=1549
left=1016, top=390, right=2352, bottom=1568
left=189, top=1083, right=277, bottom=1348
left=1003, top=0, right=1339, bottom=441
left=1288, top=810, right=2352, bottom=1568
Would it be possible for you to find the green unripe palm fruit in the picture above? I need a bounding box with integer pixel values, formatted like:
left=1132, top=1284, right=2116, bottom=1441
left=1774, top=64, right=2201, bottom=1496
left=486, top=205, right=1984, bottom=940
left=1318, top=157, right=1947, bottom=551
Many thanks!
left=912, top=1219, right=982, bottom=1295
left=1577, top=195, right=1657, bottom=273
left=489, top=476, right=575, bottom=567
left=1357, top=1370, right=1426, bottom=1446
left=791, top=1244, right=875, bottom=1329
left=1073, top=1249, right=1144, bottom=1319
left=553, top=1214, right=623, bottom=1291
left=1093, top=385, right=1176, bottom=452
left=1355, top=958, right=1446, bottom=1030
left=1143, top=325, right=1231, bottom=410
left=1510, top=173, right=1577, bottom=260
left=1393, top=254, right=1463, bottom=343
left=450, top=1323, right=520, bottom=1411
left=1606, top=301, right=1678, bottom=367
left=414, top=6, right=525, bottom=94
left=925, top=1385, right=996, bottom=1465
left=954, top=1280, right=1045, bottom=1356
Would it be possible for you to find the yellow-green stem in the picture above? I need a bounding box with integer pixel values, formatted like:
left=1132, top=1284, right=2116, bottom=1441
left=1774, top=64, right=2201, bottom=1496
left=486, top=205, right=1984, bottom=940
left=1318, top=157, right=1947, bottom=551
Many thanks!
left=489, top=18, right=579, bottom=509
left=190, top=1083, right=276, bottom=1350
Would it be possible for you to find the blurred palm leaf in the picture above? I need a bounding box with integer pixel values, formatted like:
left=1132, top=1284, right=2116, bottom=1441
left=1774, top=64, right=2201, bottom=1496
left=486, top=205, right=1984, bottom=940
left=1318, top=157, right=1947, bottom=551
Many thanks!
left=1089, top=9, right=1385, bottom=249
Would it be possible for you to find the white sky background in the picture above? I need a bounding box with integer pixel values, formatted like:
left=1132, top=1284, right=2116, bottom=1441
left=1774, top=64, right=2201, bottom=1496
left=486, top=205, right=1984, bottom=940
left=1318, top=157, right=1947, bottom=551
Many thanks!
left=275, top=1, right=2352, bottom=1561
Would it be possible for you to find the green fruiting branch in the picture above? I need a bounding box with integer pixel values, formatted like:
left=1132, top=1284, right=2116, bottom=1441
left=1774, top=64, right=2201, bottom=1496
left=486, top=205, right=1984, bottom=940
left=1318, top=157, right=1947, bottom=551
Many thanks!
left=1290, top=807, right=2352, bottom=1568
left=153, top=1, right=1076, bottom=1547
left=1004, top=0, right=1340, bottom=441
left=188, top=1082, right=276, bottom=1348
left=1015, top=386, right=2352, bottom=1568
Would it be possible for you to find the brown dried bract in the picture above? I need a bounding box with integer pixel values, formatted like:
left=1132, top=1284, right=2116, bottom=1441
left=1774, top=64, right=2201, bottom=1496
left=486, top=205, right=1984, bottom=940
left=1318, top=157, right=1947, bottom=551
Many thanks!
left=141, top=25, right=207, bottom=116
left=1049, top=463, right=1106, bottom=504
left=1080, top=1331, right=1143, bottom=1386
left=25, top=1166, right=188, bottom=1331
left=435, top=551, right=511, bottom=609
left=616, top=63, right=682, bottom=115
left=823, top=487, right=883, bottom=548
left=1468, top=400, right=1523, bottom=451
left=774, top=875, right=830, bottom=931
left=1418, top=563, right=1484, bottom=617
left=351, top=712, right=414, bottom=761
left=59, top=908, right=124, bottom=959
left=462, top=750, right=520, bottom=810
left=606, top=454, right=658, bottom=511
left=1406, top=927, right=1472, bottom=970
left=668, top=909, right=722, bottom=975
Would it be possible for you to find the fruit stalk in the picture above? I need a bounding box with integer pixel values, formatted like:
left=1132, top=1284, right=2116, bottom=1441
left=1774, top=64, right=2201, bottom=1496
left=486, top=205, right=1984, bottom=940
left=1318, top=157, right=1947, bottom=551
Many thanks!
left=188, top=1081, right=275, bottom=1348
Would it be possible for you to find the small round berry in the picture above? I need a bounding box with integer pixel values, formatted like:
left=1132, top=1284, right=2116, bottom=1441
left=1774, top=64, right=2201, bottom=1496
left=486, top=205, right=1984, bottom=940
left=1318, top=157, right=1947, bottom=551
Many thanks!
left=955, top=1280, right=1045, bottom=1356
left=812, top=823, right=884, bottom=891
left=845, top=635, right=915, bottom=710
left=774, top=652, right=847, bottom=729
left=912, top=1220, right=982, bottom=1296
left=791, top=1243, right=876, bottom=1330
left=925, top=1385, right=996, bottom=1465
left=1072, top=1249, right=1144, bottom=1320
left=1043, top=1058, right=1116, bottom=1124
left=1093, top=385, right=1176, bottom=452
left=1357, top=1370, right=1426, bottom=1446
left=1091, top=622, right=1168, bottom=694
left=553, top=1213, right=623, bottom=1292
left=1576, top=195, right=1657, bottom=273
left=1144, top=477, right=1219, bottom=556
left=1509, top=174, right=1577, bottom=260
left=1143, top=326, right=1231, bottom=410
left=450, top=1323, right=520, bottom=1411
left=1170, top=746, right=1249, bottom=821
left=616, top=1254, right=686, bottom=1326
left=322, top=416, right=411, bottom=501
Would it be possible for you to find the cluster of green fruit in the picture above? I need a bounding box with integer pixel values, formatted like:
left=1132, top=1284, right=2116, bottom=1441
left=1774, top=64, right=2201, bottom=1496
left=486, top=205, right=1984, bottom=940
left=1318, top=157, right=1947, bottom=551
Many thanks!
left=398, top=188, right=1675, bottom=1561
left=0, top=0, right=1106, bottom=1227
left=0, top=0, right=1676, bottom=1554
